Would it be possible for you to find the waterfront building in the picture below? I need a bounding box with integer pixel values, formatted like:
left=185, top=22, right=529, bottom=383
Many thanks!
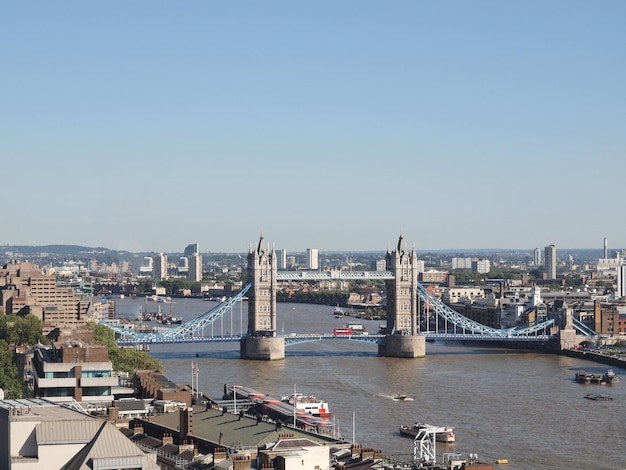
left=545, top=244, right=557, bottom=280
left=188, top=252, right=203, bottom=282
left=0, top=398, right=159, bottom=470
left=153, top=253, right=168, bottom=280
left=307, top=248, right=319, bottom=270
left=184, top=243, right=199, bottom=258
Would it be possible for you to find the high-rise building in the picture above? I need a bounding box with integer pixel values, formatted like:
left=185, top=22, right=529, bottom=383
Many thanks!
left=604, top=237, right=608, bottom=259
left=184, top=243, right=198, bottom=257
left=533, top=248, right=542, bottom=267
left=307, top=248, right=319, bottom=270
left=153, top=253, right=168, bottom=280
left=276, top=249, right=287, bottom=270
left=544, top=244, right=557, bottom=280
left=617, top=263, right=626, bottom=299
left=188, top=252, right=202, bottom=282
left=472, top=259, right=491, bottom=274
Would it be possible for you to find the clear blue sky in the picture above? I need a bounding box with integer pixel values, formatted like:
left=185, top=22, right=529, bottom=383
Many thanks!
left=2, top=2, right=625, bottom=253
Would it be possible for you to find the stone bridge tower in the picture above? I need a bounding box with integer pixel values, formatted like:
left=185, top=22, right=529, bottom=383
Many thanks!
left=240, top=233, right=285, bottom=360
left=378, top=233, right=425, bottom=358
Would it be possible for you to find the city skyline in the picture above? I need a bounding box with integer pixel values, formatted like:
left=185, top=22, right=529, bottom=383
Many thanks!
left=2, top=2, right=625, bottom=253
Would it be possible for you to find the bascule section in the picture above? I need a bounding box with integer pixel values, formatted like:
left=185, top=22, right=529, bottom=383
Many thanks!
left=378, top=234, right=426, bottom=358
left=240, top=234, right=285, bottom=360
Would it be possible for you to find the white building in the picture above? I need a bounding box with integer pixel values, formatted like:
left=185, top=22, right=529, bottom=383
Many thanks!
left=442, top=287, right=486, bottom=304
left=276, top=249, right=287, bottom=270
left=139, top=256, right=153, bottom=273
left=307, top=248, right=319, bottom=270
left=472, top=259, right=490, bottom=274
left=153, top=253, right=168, bottom=280
left=188, top=252, right=203, bottom=282
left=533, top=248, right=542, bottom=267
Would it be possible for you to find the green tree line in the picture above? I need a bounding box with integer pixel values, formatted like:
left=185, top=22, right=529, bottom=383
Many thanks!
left=87, top=322, right=162, bottom=374
left=0, top=314, right=47, bottom=399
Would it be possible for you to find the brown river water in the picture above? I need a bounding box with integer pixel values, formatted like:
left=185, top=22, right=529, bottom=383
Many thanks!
left=116, top=298, right=626, bottom=470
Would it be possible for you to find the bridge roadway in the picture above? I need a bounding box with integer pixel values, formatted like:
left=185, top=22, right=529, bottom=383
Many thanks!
left=116, top=331, right=557, bottom=347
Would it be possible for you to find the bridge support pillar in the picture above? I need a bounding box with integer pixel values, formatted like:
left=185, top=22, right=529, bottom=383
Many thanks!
left=558, top=307, right=579, bottom=350
left=379, top=334, right=425, bottom=358
left=240, top=336, right=285, bottom=360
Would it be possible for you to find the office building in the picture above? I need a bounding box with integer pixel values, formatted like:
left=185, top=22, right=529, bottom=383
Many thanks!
left=153, top=253, right=168, bottom=280
left=307, top=248, right=319, bottom=270
left=617, top=263, right=626, bottom=299
left=472, top=259, right=491, bottom=274
left=533, top=248, right=542, bottom=267
left=0, top=261, right=102, bottom=335
left=545, top=244, right=557, bottom=280
left=139, top=256, right=153, bottom=273
left=32, top=340, right=117, bottom=404
left=276, top=249, right=287, bottom=270
left=188, top=252, right=203, bottom=282
left=184, top=243, right=198, bottom=258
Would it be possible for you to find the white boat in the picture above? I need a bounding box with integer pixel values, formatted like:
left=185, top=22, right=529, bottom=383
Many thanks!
left=346, top=322, right=364, bottom=331
left=281, top=392, right=331, bottom=417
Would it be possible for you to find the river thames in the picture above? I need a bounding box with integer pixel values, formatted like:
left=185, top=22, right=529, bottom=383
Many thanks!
left=115, top=297, right=626, bottom=470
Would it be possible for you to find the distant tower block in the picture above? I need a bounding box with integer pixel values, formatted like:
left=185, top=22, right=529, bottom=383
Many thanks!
left=378, top=233, right=425, bottom=358
left=240, top=233, right=284, bottom=360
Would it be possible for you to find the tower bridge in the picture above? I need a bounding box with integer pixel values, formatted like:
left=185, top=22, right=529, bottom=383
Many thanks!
left=103, top=233, right=596, bottom=359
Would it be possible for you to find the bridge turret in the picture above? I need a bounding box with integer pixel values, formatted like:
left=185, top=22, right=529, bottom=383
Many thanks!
left=241, top=233, right=284, bottom=360
left=379, top=233, right=425, bottom=358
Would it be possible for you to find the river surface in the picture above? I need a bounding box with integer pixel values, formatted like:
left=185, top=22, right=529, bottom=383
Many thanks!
left=115, top=297, right=626, bottom=470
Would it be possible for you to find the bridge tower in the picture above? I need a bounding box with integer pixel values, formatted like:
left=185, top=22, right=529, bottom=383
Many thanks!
left=378, top=233, right=426, bottom=358
left=240, top=233, right=285, bottom=360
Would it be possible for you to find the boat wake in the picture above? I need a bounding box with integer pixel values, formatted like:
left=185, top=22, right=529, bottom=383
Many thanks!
left=383, top=394, right=414, bottom=401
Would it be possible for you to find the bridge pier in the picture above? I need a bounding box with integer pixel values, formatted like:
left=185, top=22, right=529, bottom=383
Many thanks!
left=240, top=336, right=285, bottom=361
left=379, top=334, right=425, bottom=358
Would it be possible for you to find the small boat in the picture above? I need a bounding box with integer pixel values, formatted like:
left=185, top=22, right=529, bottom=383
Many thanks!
left=602, top=369, right=619, bottom=384
left=393, top=392, right=412, bottom=401
left=400, top=422, right=455, bottom=443
left=585, top=393, right=613, bottom=401
left=334, top=304, right=345, bottom=315
left=346, top=322, right=364, bottom=332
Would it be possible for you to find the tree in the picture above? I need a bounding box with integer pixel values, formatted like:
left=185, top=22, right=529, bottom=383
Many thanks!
left=86, top=322, right=162, bottom=374
left=0, top=314, right=47, bottom=346
left=0, top=340, right=22, bottom=399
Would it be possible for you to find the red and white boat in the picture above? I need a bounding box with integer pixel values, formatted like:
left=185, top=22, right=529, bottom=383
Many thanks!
left=281, top=392, right=331, bottom=418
